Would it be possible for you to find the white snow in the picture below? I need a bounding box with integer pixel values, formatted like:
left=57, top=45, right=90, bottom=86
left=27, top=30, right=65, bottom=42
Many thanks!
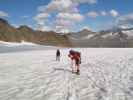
left=0, top=48, right=133, bottom=100
left=102, top=32, right=113, bottom=38
left=81, top=34, right=94, bottom=39
left=122, top=30, right=133, bottom=38
left=0, top=41, right=37, bottom=47
left=69, top=37, right=79, bottom=40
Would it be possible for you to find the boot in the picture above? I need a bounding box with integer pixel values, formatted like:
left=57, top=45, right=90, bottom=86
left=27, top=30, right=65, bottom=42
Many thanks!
left=76, top=69, right=80, bottom=75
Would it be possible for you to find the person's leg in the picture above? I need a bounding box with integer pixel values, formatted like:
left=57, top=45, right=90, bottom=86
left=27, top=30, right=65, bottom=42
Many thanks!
left=71, top=60, right=75, bottom=72
left=58, top=56, right=60, bottom=61
left=77, top=65, right=80, bottom=72
left=56, top=56, right=57, bottom=61
left=76, top=65, right=80, bottom=74
left=56, top=56, right=59, bottom=61
left=76, top=60, right=80, bottom=74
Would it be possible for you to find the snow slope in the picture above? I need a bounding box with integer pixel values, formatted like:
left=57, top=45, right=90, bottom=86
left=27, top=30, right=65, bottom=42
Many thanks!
left=0, top=48, right=133, bottom=100
left=0, top=41, right=58, bottom=53
left=0, top=41, right=37, bottom=47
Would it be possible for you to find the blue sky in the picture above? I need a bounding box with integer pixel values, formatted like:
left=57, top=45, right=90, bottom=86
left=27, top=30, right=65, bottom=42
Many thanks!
left=0, top=0, right=133, bottom=32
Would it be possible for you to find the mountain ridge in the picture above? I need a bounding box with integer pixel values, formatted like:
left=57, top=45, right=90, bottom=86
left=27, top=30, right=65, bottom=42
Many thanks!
left=1, top=18, right=133, bottom=47
left=0, top=18, right=72, bottom=47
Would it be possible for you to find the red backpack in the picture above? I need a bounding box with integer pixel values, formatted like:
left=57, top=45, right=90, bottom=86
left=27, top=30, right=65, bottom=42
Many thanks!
left=69, top=50, right=81, bottom=63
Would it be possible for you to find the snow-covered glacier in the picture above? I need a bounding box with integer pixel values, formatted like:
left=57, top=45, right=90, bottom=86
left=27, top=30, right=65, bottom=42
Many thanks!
left=0, top=41, right=57, bottom=53
left=0, top=47, right=133, bottom=100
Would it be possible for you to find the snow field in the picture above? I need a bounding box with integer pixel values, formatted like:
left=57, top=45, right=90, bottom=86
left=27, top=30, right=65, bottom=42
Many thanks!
left=0, top=48, right=133, bottom=100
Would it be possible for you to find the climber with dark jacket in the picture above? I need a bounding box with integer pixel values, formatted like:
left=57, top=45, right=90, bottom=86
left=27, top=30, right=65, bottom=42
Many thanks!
left=56, top=49, right=61, bottom=61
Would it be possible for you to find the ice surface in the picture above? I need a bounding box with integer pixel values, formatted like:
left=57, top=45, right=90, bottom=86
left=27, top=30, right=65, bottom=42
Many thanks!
left=0, top=41, right=58, bottom=53
left=0, top=41, right=37, bottom=47
left=0, top=47, right=133, bottom=100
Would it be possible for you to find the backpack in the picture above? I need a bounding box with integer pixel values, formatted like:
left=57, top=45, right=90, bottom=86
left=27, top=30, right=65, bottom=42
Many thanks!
left=75, top=51, right=81, bottom=64
left=69, top=50, right=81, bottom=64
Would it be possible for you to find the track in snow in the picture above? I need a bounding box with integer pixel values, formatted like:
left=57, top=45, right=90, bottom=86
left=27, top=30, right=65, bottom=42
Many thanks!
left=0, top=48, right=133, bottom=100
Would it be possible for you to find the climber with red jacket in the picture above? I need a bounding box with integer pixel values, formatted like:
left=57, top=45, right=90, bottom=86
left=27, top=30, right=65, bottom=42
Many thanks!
left=68, top=50, right=81, bottom=75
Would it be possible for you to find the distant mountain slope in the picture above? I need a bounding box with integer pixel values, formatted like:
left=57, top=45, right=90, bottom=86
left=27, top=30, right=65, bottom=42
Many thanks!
left=67, top=28, right=133, bottom=47
left=0, top=18, right=71, bottom=47
left=1, top=18, right=133, bottom=47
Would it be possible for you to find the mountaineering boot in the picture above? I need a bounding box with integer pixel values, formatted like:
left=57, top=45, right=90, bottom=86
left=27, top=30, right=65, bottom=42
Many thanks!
left=76, top=69, right=80, bottom=75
